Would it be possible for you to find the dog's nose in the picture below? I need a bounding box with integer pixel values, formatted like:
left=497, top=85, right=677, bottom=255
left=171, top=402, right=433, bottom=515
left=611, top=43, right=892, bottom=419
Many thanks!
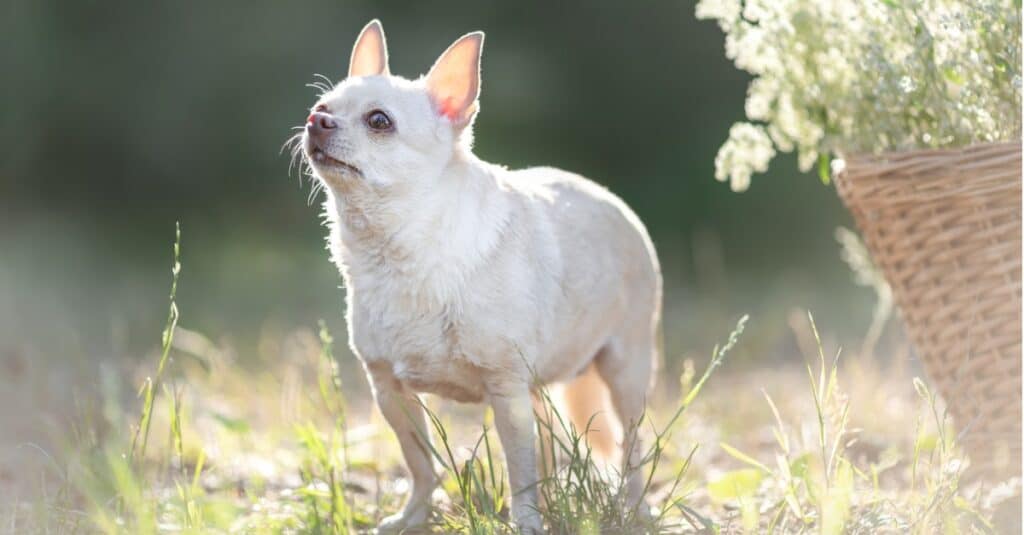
left=306, top=112, right=338, bottom=138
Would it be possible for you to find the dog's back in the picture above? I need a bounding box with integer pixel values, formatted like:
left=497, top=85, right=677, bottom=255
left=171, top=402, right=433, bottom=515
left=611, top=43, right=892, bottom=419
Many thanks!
left=502, top=166, right=661, bottom=382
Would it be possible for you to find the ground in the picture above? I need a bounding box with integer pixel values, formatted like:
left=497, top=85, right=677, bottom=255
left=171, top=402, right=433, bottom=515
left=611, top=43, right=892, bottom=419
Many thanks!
left=2, top=300, right=1018, bottom=533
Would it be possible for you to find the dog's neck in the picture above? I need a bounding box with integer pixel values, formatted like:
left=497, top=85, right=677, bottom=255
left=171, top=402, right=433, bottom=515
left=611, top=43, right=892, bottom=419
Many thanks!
left=325, top=150, right=512, bottom=304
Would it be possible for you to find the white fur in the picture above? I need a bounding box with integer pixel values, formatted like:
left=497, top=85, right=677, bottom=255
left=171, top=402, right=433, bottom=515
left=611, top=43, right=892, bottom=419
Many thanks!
left=301, top=20, right=662, bottom=533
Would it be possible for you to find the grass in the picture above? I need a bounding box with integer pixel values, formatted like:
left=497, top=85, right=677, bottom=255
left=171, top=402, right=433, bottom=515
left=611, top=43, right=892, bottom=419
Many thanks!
left=707, top=314, right=984, bottom=534
left=2, top=228, right=1014, bottom=534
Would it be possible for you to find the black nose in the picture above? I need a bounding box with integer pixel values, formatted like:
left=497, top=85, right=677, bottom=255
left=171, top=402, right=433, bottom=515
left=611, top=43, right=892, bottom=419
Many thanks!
left=306, top=111, right=338, bottom=140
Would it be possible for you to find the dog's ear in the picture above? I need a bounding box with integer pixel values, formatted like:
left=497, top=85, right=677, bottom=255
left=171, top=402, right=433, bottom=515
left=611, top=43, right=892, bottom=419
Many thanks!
left=348, top=19, right=389, bottom=78
left=426, top=32, right=484, bottom=129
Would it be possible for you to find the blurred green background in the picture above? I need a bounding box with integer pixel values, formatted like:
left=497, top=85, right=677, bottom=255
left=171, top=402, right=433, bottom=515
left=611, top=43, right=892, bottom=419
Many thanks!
left=0, top=1, right=875, bottom=379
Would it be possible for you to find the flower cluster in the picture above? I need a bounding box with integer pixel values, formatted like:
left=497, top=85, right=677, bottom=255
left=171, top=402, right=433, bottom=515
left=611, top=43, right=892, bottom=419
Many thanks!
left=697, top=0, right=1022, bottom=191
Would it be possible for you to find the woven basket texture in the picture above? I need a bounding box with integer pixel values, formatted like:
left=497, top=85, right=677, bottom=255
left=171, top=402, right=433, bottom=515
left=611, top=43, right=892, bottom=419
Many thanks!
left=836, top=141, right=1022, bottom=479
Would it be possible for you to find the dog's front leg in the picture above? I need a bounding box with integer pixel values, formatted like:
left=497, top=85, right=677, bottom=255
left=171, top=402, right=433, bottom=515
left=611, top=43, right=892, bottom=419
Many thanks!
left=490, top=384, right=544, bottom=534
left=369, top=370, right=438, bottom=533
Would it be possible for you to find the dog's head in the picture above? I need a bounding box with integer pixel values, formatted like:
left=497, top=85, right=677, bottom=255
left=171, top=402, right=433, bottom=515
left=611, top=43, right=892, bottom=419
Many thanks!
left=302, top=20, right=484, bottom=189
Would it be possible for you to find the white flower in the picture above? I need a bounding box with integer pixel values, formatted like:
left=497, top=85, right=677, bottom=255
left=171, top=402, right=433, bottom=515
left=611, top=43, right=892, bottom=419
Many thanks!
left=745, top=78, right=777, bottom=120
left=696, top=0, right=742, bottom=31
left=898, top=76, right=916, bottom=93
left=714, top=123, right=777, bottom=192
left=697, top=0, right=1021, bottom=191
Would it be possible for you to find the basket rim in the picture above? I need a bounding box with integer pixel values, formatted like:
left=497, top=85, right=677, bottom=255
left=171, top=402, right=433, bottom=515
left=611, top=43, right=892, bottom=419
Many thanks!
left=835, top=140, right=1022, bottom=168
left=833, top=140, right=1022, bottom=205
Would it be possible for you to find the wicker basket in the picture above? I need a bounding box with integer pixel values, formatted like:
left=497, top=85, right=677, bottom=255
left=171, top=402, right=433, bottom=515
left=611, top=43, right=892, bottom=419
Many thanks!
left=835, top=141, right=1022, bottom=480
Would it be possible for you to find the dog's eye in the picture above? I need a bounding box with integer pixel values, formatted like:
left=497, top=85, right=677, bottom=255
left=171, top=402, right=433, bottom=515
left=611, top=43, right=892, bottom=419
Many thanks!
left=314, top=104, right=328, bottom=112
left=365, top=110, right=393, bottom=131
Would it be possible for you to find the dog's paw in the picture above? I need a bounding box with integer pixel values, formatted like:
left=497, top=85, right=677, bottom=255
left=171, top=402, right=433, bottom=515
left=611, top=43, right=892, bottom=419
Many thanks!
left=514, top=512, right=544, bottom=534
left=633, top=501, right=654, bottom=523
left=376, top=509, right=428, bottom=534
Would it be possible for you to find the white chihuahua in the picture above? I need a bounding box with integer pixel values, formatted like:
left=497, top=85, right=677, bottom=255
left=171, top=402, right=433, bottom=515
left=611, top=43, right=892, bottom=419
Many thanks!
left=299, top=20, right=661, bottom=533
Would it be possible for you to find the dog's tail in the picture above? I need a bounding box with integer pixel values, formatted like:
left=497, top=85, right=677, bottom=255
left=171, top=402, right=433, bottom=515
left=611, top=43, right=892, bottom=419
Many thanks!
left=561, top=363, right=618, bottom=459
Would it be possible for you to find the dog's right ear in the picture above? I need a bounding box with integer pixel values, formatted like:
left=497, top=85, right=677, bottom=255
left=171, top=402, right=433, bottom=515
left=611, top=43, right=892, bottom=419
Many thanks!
left=348, top=19, right=389, bottom=78
left=425, top=32, right=484, bottom=130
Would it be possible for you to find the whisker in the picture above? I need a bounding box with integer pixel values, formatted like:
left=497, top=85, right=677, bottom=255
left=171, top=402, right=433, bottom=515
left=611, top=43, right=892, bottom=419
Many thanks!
left=307, top=179, right=326, bottom=206
left=282, top=136, right=301, bottom=171
left=283, top=77, right=338, bottom=197
left=312, top=73, right=336, bottom=90
left=291, top=148, right=306, bottom=181
left=280, top=131, right=303, bottom=155
left=305, top=74, right=338, bottom=98
left=291, top=147, right=305, bottom=175
left=280, top=129, right=309, bottom=180
left=297, top=149, right=314, bottom=184
left=306, top=82, right=331, bottom=96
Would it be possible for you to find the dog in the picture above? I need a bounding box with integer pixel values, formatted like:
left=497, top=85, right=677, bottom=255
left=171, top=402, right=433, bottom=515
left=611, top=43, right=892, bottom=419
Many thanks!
left=298, top=20, right=662, bottom=533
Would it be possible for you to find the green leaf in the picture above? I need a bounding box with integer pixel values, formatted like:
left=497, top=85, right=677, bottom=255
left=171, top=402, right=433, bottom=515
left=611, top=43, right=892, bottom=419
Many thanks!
left=708, top=468, right=764, bottom=501
left=677, top=502, right=717, bottom=532
left=212, top=412, right=251, bottom=434
left=953, top=496, right=994, bottom=529
left=912, top=377, right=930, bottom=401
left=720, top=442, right=772, bottom=473
left=789, top=453, right=811, bottom=479
left=818, top=153, right=831, bottom=185
left=942, top=67, right=965, bottom=85
left=915, top=433, right=939, bottom=453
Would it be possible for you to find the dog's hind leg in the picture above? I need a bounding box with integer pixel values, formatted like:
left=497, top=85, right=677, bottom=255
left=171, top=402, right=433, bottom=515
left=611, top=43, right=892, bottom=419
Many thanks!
left=562, top=360, right=618, bottom=459
left=594, top=334, right=655, bottom=512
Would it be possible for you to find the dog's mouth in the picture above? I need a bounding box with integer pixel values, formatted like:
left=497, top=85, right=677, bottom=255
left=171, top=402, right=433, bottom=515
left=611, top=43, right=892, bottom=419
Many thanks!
left=310, top=148, right=362, bottom=176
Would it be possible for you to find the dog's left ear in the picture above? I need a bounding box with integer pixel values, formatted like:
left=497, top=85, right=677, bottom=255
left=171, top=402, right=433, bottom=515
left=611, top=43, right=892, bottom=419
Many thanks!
left=426, top=32, right=484, bottom=129
left=349, top=19, right=389, bottom=78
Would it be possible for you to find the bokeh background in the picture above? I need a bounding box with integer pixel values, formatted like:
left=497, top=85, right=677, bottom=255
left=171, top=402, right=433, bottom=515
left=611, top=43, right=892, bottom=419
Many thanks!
left=1, top=1, right=880, bottom=413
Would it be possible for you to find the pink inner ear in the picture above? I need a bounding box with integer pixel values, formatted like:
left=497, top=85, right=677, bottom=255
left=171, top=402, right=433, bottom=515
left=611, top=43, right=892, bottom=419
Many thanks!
left=438, top=97, right=459, bottom=120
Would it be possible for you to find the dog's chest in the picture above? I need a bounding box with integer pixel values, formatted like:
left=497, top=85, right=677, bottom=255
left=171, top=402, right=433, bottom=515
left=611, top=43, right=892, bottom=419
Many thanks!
left=348, top=273, right=488, bottom=402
